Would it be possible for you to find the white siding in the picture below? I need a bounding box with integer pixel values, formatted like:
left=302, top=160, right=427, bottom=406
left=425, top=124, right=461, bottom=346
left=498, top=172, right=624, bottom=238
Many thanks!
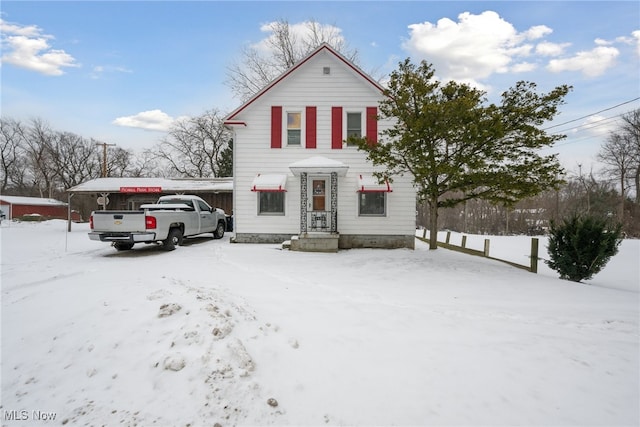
left=231, top=49, right=416, bottom=238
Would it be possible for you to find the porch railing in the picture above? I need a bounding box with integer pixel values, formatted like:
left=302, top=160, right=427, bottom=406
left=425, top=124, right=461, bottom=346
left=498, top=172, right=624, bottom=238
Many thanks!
left=308, top=211, right=331, bottom=232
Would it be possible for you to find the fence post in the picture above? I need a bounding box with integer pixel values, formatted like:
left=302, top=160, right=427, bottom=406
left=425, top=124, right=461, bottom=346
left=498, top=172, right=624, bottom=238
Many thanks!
left=461, top=235, right=467, bottom=248
left=530, top=238, right=539, bottom=273
left=446, top=231, right=451, bottom=244
left=484, top=239, right=490, bottom=257
left=422, top=228, right=427, bottom=239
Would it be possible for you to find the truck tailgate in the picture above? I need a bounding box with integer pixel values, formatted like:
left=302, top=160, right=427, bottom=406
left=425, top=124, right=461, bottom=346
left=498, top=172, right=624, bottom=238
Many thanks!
left=92, top=210, right=147, bottom=232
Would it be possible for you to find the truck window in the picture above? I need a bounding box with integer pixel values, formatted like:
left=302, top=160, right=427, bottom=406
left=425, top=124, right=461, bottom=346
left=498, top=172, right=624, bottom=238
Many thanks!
left=197, top=200, right=212, bottom=212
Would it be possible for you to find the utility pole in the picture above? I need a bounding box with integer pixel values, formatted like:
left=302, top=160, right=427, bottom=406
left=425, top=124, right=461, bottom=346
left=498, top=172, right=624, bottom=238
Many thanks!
left=95, top=142, right=116, bottom=177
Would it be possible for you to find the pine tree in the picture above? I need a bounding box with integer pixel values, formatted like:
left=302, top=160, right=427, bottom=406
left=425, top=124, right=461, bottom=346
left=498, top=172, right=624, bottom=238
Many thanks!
left=546, top=214, right=623, bottom=282
left=356, top=58, right=571, bottom=249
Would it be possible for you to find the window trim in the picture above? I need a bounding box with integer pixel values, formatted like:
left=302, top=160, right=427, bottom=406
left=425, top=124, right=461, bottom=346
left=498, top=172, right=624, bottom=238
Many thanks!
left=344, top=109, right=365, bottom=147
left=357, top=192, right=387, bottom=217
left=285, top=109, right=304, bottom=147
left=258, top=191, right=286, bottom=216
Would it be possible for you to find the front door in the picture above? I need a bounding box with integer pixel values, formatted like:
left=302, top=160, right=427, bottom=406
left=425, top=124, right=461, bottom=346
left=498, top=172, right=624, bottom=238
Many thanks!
left=308, top=176, right=330, bottom=231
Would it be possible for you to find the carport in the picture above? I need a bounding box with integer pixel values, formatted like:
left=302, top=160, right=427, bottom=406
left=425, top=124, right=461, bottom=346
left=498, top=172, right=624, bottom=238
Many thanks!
left=66, top=177, right=233, bottom=230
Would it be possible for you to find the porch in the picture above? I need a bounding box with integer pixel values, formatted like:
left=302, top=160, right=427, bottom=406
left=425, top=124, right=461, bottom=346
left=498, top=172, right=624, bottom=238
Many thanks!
left=286, top=232, right=340, bottom=252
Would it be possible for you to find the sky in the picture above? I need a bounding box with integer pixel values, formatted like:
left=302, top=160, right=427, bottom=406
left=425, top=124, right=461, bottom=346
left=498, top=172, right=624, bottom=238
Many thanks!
left=1, top=1, right=639, bottom=175
left=1, top=220, right=638, bottom=425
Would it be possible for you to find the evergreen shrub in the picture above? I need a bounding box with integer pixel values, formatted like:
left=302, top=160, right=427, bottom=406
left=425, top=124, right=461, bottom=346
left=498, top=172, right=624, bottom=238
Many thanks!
left=546, top=214, right=623, bottom=282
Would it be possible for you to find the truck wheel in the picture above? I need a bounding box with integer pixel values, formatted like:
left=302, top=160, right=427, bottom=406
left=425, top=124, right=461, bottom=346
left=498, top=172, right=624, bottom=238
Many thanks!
left=214, top=221, right=225, bottom=239
left=113, top=242, right=134, bottom=251
left=163, top=228, right=183, bottom=251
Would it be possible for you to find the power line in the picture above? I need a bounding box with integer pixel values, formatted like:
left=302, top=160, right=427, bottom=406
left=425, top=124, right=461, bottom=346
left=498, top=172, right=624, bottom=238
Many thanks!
left=542, top=97, right=640, bottom=131
left=550, top=111, right=629, bottom=136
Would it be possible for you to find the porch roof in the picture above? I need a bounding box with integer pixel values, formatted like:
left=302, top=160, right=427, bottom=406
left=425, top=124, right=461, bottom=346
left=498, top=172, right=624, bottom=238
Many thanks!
left=288, top=156, right=349, bottom=177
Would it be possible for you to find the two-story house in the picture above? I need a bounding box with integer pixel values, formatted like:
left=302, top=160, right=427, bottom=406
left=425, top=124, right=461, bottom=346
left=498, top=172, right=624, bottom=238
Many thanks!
left=224, top=43, right=416, bottom=252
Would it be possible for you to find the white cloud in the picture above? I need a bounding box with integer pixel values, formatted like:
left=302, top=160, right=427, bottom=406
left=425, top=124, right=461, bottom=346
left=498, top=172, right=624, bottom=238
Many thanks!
left=547, top=46, right=619, bottom=77
left=629, top=30, right=640, bottom=56
left=511, top=62, right=537, bottom=73
left=0, top=18, right=78, bottom=76
left=535, top=41, right=571, bottom=57
left=402, top=11, right=553, bottom=85
left=112, top=110, right=179, bottom=132
left=575, top=114, right=618, bottom=138
left=521, top=25, right=553, bottom=41
left=90, top=64, right=133, bottom=80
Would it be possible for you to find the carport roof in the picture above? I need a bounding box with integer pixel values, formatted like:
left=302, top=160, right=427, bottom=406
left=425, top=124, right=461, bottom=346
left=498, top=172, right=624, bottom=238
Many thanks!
left=67, top=177, right=233, bottom=194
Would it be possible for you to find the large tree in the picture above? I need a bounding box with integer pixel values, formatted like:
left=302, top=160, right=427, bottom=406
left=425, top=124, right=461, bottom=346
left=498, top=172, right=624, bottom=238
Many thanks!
left=600, top=109, right=640, bottom=205
left=597, top=131, right=635, bottom=220
left=0, top=118, right=28, bottom=192
left=154, top=109, right=232, bottom=178
left=225, top=19, right=359, bottom=101
left=358, top=59, right=571, bottom=249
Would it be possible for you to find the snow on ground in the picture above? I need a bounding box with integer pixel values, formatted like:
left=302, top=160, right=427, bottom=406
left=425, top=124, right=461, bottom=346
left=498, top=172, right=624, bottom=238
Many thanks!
left=1, top=220, right=638, bottom=426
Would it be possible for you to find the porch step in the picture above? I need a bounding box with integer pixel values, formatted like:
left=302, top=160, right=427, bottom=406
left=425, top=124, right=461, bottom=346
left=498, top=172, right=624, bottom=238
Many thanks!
left=289, top=233, right=339, bottom=253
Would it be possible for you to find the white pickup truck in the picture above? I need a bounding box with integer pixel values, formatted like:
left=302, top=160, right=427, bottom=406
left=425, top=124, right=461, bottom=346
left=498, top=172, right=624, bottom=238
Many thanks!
left=88, top=195, right=227, bottom=251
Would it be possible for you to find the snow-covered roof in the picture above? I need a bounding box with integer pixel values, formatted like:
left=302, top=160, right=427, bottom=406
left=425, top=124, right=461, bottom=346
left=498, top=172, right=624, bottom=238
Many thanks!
left=66, top=177, right=233, bottom=193
left=250, top=174, right=287, bottom=192
left=0, top=195, right=68, bottom=206
left=357, top=174, right=393, bottom=193
left=288, top=156, right=349, bottom=177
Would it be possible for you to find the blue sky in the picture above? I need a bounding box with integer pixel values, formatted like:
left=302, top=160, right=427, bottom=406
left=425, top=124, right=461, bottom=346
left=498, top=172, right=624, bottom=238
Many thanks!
left=1, top=1, right=639, bottom=173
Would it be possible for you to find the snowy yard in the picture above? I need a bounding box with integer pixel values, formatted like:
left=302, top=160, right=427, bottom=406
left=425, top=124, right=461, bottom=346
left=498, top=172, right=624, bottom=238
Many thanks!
left=1, top=220, right=638, bottom=426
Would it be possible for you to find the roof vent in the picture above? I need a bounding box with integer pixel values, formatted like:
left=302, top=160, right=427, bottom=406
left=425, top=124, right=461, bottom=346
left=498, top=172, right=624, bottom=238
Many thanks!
left=323, top=67, right=331, bottom=75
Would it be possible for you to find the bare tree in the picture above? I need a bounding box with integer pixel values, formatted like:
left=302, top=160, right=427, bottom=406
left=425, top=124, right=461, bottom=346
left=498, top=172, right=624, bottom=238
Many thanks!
left=0, top=118, right=28, bottom=192
left=24, top=119, right=61, bottom=198
left=127, top=149, right=163, bottom=177
left=48, top=132, right=102, bottom=189
left=619, top=109, right=640, bottom=204
left=154, top=109, right=232, bottom=178
left=598, top=132, right=635, bottom=220
left=226, top=19, right=359, bottom=101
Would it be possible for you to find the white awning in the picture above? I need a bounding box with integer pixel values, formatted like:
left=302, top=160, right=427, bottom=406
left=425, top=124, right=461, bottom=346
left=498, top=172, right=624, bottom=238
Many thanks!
left=250, top=174, right=287, bottom=192
left=357, top=174, right=392, bottom=192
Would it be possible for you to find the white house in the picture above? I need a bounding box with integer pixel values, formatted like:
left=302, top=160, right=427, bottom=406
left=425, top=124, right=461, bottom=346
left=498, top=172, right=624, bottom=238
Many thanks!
left=224, top=43, right=416, bottom=251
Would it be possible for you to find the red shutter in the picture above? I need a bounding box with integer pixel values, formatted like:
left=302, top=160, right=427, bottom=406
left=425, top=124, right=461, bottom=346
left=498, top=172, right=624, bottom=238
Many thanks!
left=271, top=106, right=282, bottom=149
left=331, top=107, right=343, bottom=149
left=305, top=106, right=316, bottom=149
left=366, top=106, right=378, bottom=145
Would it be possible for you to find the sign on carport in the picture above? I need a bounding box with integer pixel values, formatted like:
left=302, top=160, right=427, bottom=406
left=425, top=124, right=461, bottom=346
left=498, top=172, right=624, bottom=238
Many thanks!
left=119, top=187, right=162, bottom=193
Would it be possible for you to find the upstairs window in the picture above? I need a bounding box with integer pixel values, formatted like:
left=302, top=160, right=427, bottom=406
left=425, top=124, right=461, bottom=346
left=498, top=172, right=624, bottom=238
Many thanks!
left=346, top=112, right=362, bottom=146
left=287, top=112, right=301, bottom=146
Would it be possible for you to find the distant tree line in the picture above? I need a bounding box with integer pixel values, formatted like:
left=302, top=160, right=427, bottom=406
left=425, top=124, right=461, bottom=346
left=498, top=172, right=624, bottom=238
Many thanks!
left=417, top=110, right=640, bottom=237
left=0, top=109, right=233, bottom=201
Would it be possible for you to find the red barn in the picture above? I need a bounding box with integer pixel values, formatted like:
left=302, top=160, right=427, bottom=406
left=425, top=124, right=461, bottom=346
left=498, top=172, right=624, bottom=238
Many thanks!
left=0, top=195, right=81, bottom=221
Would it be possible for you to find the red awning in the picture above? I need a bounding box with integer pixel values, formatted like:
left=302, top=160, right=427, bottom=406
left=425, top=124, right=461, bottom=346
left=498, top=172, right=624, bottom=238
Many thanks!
left=357, top=174, right=392, bottom=192
left=251, top=174, right=287, bottom=192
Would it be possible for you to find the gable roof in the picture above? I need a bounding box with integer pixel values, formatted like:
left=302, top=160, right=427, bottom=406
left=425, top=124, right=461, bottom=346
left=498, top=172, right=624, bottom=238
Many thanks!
left=224, top=43, right=385, bottom=124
